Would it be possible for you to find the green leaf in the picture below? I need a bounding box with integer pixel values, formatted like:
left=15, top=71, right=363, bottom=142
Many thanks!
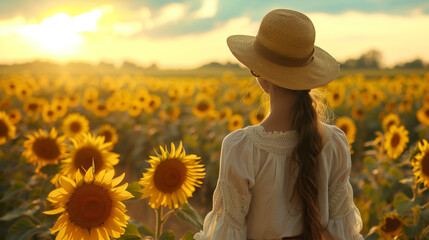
left=6, top=217, right=47, bottom=240
left=174, top=203, right=203, bottom=230
left=117, top=223, right=142, bottom=240
left=393, top=192, right=416, bottom=213
left=139, top=224, right=155, bottom=237
left=159, top=230, right=175, bottom=240
left=39, top=164, right=59, bottom=177
left=364, top=156, right=377, bottom=172
left=0, top=200, right=40, bottom=221
left=181, top=231, right=194, bottom=240
left=126, top=181, right=143, bottom=200
left=0, top=182, right=27, bottom=202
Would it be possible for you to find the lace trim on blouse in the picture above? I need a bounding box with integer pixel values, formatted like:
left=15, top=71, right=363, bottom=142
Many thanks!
left=244, top=125, right=298, bottom=156
left=213, top=180, right=251, bottom=229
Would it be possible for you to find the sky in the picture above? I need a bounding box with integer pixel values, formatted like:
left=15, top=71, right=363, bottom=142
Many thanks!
left=0, top=0, right=428, bottom=69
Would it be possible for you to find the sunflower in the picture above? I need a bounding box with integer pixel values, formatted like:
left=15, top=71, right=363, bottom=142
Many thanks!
left=93, top=103, right=110, bottom=117
left=228, top=114, right=244, bottom=132
left=159, top=107, right=181, bottom=121
left=192, top=94, right=215, bottom=118
left=384, top=125, right=409, bottom=159
left=223, top=89, right=238, bottom=103
left=168, top=86, right=182, bottom=104
left=346, top=89, right=360, bottom=105
left=60, top=133, right=119, bottom=178
left=412, top=139, right=429, bottom=187
left=16, top=84, right=33, bottom=100
left=133, top=88, right=150, bottom=109
left=417, top=105, right=429, bottom=126
left=250, top=108, right=268, bottom=125
left=335, top=116, right=357, bottom=145
left=44, top=166, right=133, bottom=239
left=378, top=212, right=404, bottom=239
left=0, top=99, right=12, bottom=109
left=398, top=95, right=413, bottom=113
left=139, top=142, right=205, bottom=209
left=42, top=105, right=58, bottom=123
left=384, top=101, right=397, bottom=113
left=7, top=109, right=22, bottom=124
left=326, top=84, right=345, bottom=108
left=82, top=97, right=98, bottom=110
left=61, top=113, right=90, bottom=138
left=217, top=107, right=233, bottom=122
left=52, top=100, right=68, bottom=118
left=128, top=102, right=142, bottom=117
left=68, top=93, right=80, bottom=107
left=145, top=94, right=161, bottom=113
left=97, top=124, right=118, bottom=150
left=23, top=98, right=43, bottom=116
left=23, top=128, right=66, bottom=172
left=382, top=113, right=401, bottom=132
left=0, top=111, right=16, bottom=145
left=351, top=106, right=365, bottom=120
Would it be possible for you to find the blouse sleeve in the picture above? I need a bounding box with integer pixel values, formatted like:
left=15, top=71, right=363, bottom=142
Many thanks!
left=325, top=126, right=364, bottom=240
left=194, top=130, right=253, bottom=240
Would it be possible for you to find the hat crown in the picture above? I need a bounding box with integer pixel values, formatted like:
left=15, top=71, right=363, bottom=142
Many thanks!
left=255, top=9, right=315, bottom=60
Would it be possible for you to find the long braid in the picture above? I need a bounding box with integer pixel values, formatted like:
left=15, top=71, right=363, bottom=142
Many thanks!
left=291, top=90, right=324, bottom=240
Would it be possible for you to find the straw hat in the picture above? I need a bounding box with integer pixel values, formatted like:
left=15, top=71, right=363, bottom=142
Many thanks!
left=227, top=9, right=340, bottom=90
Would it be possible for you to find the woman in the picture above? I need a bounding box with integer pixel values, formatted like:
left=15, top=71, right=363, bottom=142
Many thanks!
left=194, top=9, right=363, bottom=240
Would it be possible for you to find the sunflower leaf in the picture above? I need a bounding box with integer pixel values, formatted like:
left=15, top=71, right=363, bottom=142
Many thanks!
left=393, top=192, right=415, bottom=213
left=39, top=164, right=59, bottom=177
left=139, top=224, right=154, bottom=237
left=126, top=181, right=142, bottom=200
left=181, top=231, right=194, bottom=240
left=6, top=217, right=48, bottom=240
left=117, top=223, right=142, bottom=240
left=159, top=230, right=175, bottom=240
left=174, top=203, right=203, bottom=230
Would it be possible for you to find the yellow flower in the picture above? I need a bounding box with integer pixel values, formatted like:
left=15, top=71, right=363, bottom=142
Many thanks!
left=335, top=116, right=357, bottom=145
left=97, top=124, right=118, bottom=150
left=382, top=113, right=401, bottom=132
left=82, top=97, right=98, bottom=111
left=145, top=94, right=161, bottom=113
left=159, top=107, right=181, bottom=121
left=42, top=105, right=58, bottom=123
left=217, top=107, right=233, bottom=122
left=384, top=125, right=409, bottom=159
left=68, top=93, right=81, bottom=107
left=192, top=94, right=215, bottom=118
left=16, top=84, right=33, bottom=100
left=93, top=103, right=110, bottom=117
left=61, top=113, right=89, bottom=138
left=139, top=142, right=205, bottom=209
left=398, top=95, right=413, bottom=113
left=417, top=105, right=429, bottom=126
left=128, top=102, right=142, bottom=117
left=223, top=89, right=238, bottom=103
left=228, top=114, right=244, bottom=132
left=44, top=166, right=133, bottom=239
left=52, top=100, right=68, bottom=118
left=7, top=109, right=22, bottom=125
left=412, top=139, right=429, bottom=187
left=0, top=111, right=16, bottom=145
left=326, top=83, right=345, bottom=108
left=23, top=98, right=44, bottom=116
left=133, top=88, right=150, bottom=109
left=378, top=212, right=404, bottom=240
left=346, top=89, right=360, bottom=105
left=23, top=128, right=66, bottom=172
left=351, top=106, right=365, bottom=120
left=249, top=108, right=268, bottom=125
left=60, top=133, right=119, bottom=178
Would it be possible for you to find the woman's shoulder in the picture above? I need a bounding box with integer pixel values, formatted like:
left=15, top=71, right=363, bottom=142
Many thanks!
left=321, top=122, right=348, bottom=145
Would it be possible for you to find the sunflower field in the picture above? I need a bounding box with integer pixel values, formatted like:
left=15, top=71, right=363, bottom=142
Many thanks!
left=0, top=69, right=429, bottom=240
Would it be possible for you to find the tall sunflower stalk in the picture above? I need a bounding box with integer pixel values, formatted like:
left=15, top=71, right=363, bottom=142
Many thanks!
left=139, top=142, right=205, bottom=240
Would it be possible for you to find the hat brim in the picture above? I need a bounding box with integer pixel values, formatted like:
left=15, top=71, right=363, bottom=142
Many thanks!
left=227, top=35, right=340, bottom=90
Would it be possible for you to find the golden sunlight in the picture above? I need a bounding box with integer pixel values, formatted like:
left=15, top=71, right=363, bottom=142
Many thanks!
left=18, top=9, right=103, bottom=56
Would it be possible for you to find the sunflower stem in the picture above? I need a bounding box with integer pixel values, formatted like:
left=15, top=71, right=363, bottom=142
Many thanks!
left=155, top=207, right=163, bottom=240
left=161, top=209, right=175, bottom=222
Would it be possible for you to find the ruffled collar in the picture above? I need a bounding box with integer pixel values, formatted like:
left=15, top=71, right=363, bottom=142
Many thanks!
left=244, top=125, right=298, bottom=156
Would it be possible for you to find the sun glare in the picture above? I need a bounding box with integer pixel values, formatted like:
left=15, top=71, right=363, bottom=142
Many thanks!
left=18, top=9, right=103, bottom=56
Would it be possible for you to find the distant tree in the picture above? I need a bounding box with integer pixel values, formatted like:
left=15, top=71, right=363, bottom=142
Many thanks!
left=394, top=59, right=426, bottom=69
left=341, top=49, right=382, bottom=69
left=121, top=61, right=141, bottom=70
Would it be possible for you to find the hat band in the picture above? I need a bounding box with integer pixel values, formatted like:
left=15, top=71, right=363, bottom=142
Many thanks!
left=253, top=40, right=314, bottom=67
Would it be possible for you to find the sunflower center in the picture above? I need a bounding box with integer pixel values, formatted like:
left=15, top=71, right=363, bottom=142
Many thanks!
left=387, top=120, right=395, bottom=129
left=73, top=146, right=103, bottom=172
left=381, top=217, right=401, bottom=233
left=32, top=137, right=61, bottom=161
left=391, top=133, right=400, bottom=148
left=70, top=121, right=82, bottom=133
left=0, top=120, right=8, bottom=137
left=197, top=102, right=209, bottom=112
left=333, top=93, right=339, bottom=100
left=101, top=131, right=112, bottom=143
left=47, top=110, right=54, bottom=117
left=28, top=103, right=38, bottom=111
left=421, top=153, right=429, bottom=177
left=68, top=183, right=112, bottom=228
left=256, top=113, right=265, bottom=121
left=154, top=158, right=187, bottom=193
left=340, top=124, right=349, bottom=135
left=425, top=109, right=429, bottom=117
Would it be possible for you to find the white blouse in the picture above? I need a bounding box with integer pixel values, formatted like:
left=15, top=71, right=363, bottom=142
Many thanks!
left=194, top=123, right=363, bottom=240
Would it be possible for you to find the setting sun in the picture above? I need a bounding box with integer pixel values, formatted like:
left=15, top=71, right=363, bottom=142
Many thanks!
left=18, top=9, right=103, bottom=56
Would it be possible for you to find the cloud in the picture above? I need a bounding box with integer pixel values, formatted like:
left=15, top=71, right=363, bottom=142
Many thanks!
left=192, top=0, right=218, bottom=19
left=138, top=3, right=187, bottom=30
